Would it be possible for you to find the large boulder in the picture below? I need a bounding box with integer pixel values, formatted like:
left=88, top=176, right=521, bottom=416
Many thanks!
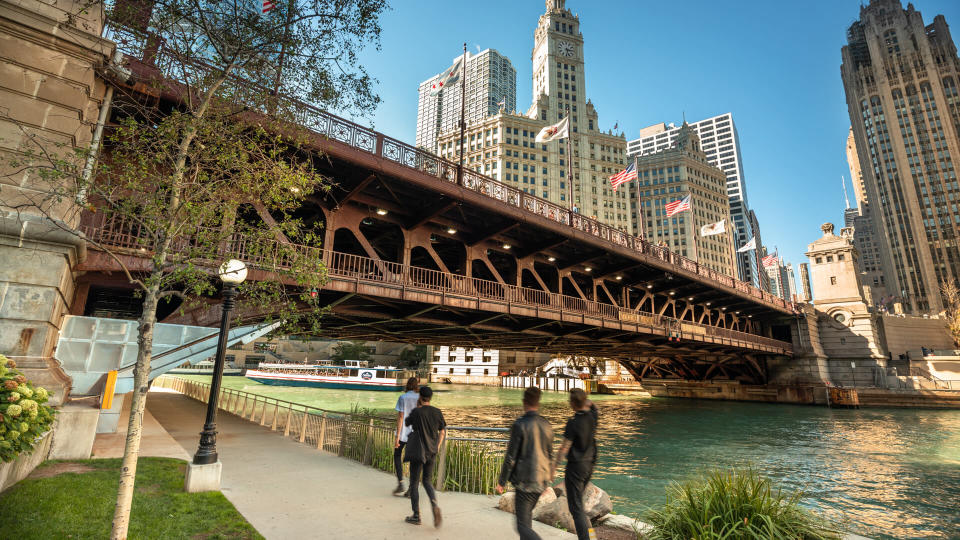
left=583, top=482, right=613, bottom=520
left=534, top=495, right=576, bottom=532
left=599, top=513, right=653, bottom=535
left=497, top=488, right=557, bottom=515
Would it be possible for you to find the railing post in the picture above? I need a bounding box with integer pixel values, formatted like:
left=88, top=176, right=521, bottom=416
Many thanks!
left=375, top=133, right=384, bottom=156
left=283, top=407, right=294, bottom=437
left=362, top=418, right=374, bottom=465
left=271, top=403, right=280, bottom=431
left=299, top=410, right=309, bottom=443
left=436, top=439, right=448, bottom=491
left=317, top=413, right=327, bottom=450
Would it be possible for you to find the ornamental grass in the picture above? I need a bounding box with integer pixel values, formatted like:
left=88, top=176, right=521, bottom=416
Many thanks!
left=643, top=468, right=842, bottom=540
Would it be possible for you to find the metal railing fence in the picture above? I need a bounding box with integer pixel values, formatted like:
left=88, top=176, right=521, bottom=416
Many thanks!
left=81, top=217, right=792, bottom=356
left=153, top=375, right=506, bottom=494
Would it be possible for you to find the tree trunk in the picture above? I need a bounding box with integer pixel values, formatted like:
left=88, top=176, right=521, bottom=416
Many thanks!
left=110, top=286, right=160, bottom=540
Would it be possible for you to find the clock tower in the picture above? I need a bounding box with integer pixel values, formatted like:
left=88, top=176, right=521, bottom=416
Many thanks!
left=532, top=0, right=585, bottom=125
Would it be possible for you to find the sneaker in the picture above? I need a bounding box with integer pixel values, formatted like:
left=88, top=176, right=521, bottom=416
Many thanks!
left=404, top=515, right=421, bottom=525
left=431, top=503, right=442, bottom=528
left=392, top=482, right=404, bottom=496
left=403, top=489, right=411, bottom=498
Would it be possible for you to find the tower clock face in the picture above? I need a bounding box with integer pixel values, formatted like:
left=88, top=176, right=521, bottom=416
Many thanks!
left=558, top=40, right=575, bottom=57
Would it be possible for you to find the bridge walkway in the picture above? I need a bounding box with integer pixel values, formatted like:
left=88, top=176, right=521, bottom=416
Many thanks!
left=145, top=388, right=574, bottom=540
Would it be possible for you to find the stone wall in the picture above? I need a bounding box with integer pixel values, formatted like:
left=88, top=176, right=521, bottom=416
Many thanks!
left=880, top=315, right=953, bottom=358
left=0, top=0, right=112, bottom=359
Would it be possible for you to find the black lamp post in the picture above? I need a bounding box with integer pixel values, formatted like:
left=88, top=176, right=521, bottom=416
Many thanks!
left=193, top=259, right=247, bottom=465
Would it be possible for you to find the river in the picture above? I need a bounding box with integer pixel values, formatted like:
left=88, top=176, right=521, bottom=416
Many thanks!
left=177, top=375, right=960, bottom=539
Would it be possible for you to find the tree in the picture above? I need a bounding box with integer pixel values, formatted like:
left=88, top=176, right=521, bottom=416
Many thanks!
left=331, top=340, right=371, bottom=362
left=940, top=281, right=960, bottom=347
left=1, top=1, right=386, bottom=538
left=561, top=355, right=606, bottom=375
left=398, top=345, right=427, bottom=370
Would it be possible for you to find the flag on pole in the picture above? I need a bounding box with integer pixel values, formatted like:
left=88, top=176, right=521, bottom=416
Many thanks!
left=262, top=0, right=277, bottom=14
left=665, top=195, right=691, bottom=217
left=609, top=162, right=637, bottom=191
left=535, top=117, right=569, bottom=143
left=700, top=219, right=726, bottom=236
left=429, top=58, right=463, bottom=96
left=737, top=237, right=756, bottom=253
left=497, top=99, right=506, bottom=109
left=762, top=253, right=779, bottom=268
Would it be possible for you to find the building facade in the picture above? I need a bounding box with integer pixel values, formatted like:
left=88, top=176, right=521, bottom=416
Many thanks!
left=841, top=0, right=960, bottom=313
left=627, top=113, right=761, bottom=286
left=435, top=0, right=633, bottom=232
left=430, top=346, right=549, bottom=377
left=632, top=124, right=737, bottom=276
left=415, top=48, right=517, bottom=153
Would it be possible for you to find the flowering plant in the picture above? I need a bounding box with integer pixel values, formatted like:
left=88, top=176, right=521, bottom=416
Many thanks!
left=0, top=355, right=55, bottom=462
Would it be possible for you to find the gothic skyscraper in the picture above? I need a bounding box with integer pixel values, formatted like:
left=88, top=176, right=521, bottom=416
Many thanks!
left=841, top=0, right=960, bottom=313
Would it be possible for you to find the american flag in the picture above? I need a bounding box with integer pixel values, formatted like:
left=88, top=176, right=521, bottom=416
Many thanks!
left=762, top=253, right=779, bottom=268
left=664, top=195, right=691, bottom=217
left=609, top=162, right=637, bottom=191
left=262, top=0, right=276, bottom=14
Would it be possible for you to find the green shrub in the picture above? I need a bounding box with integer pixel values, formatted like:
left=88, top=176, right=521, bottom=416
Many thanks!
left=0, top=355, right=56, bottom=462
left=643, top=468, right=842, bottom=540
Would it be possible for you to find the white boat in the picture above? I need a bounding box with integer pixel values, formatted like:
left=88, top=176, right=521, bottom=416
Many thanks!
left=245, top=362, right=416, bottom=391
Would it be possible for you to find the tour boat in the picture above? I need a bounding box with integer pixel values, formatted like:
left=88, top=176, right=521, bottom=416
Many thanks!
left=245, top=362, right=416, bottom=391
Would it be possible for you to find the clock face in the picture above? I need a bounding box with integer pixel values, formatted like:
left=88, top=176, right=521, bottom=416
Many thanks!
left=558, top=40, right=575, bottom=57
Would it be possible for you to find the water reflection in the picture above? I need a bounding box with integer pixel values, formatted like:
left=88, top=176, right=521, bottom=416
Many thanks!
left=439, top=396, right=960, bottom=540
left=188, top=376, right=959, bottom=539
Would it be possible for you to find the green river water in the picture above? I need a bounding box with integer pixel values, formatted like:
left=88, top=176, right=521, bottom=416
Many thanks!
left=178, top=375, right=960, bottom=539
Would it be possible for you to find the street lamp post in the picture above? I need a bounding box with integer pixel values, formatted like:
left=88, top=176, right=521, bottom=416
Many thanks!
left=193, top=259, right=247, bottom=465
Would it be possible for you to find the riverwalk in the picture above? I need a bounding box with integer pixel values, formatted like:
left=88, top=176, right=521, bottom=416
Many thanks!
left=142, top=388, right=574, bottom=539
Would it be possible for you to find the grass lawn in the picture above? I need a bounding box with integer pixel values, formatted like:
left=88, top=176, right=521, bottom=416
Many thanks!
left=0, top=457, right=263, bottom=540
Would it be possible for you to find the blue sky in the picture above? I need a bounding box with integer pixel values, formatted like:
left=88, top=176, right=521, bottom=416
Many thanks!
left=346, top=0, right=960, bottom=272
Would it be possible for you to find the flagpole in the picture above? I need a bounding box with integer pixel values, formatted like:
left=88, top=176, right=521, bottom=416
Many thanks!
left=457, top=42, right=467, bottom=186
left=271, top=1, right=296, bottom=100
left=567, top=128, right=574, bottom=211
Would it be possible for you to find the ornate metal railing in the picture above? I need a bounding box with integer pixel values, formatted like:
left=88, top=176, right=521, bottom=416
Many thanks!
left=80, top=218, right=793, bottom=355
left=103, top=24, right=793, bottom=314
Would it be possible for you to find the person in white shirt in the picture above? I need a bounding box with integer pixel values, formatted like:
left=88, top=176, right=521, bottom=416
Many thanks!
left=393, top=377, right=420, bottom=495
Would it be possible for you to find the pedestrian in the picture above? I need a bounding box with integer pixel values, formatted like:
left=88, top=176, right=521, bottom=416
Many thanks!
left=403, top=386, right=445, bottom=528
left=552, top=388, right=598, bottom=540
left=497, top=386, right=554, bottom=540
left=393, top=377, right=420, bottom=496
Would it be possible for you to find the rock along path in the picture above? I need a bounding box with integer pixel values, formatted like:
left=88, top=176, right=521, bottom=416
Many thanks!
left=146, top=388, right=574, bottom=540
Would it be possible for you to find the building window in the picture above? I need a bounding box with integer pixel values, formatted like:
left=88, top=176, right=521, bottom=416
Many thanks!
left=466, top=368, right=471, bottom=375
left=830, top=277, right=837, bottom=285
left=433, top=367, right=438, bottom=373
left=449, top=368, right=454, bottom=374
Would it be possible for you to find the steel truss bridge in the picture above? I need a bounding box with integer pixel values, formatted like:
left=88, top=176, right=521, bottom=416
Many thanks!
left=74, top=25, right=798, bottom=383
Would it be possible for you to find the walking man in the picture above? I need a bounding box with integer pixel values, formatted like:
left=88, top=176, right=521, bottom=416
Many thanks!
left=393, top=377, right=419, bottom=496
left=403, top=386, right=445, bottom=527
left=496, top=387, right=553, bottom=540
left=553, top=388, right=598, bottom=540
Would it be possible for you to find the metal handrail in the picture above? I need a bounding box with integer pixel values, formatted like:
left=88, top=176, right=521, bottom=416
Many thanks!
left=104, top=23, right=796, bottom=315
left=79, top=219, right=793, bottom=355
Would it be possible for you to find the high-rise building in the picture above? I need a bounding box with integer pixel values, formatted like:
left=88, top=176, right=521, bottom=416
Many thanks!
left=845, top=128, right=869, bottom=208
left=844, top=131, right=887, bottom=302
left=841, top=0, right=960, bottom=313
left=627, top=113, right=761, bottom=286
left=763, top=253, right=792, bottom=302
left=436, top=0, right=633, bottom=232
left=416, top=49, right=517, bottom=152
left=632, top=124, right=737, bottom=277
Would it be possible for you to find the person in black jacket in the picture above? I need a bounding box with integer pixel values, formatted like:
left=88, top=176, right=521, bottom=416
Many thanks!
left=403, top=386, right=445, bottom=528
left=552, top=388, right=598, bottom=540
left=496, top=386, right=554, bottom=540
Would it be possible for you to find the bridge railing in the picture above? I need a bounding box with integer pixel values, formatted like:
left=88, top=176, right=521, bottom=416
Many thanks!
left=80, top=216, right=792, bottom=354
left=105, top=23, right=794, bottom=315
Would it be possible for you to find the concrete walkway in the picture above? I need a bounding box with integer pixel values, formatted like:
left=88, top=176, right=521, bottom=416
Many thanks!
left=91, top=393, right=190, bottom=460
left=146, top=388, right=574, bottom=540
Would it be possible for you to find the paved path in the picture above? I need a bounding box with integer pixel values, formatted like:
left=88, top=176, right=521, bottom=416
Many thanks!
left=146, top=389, right=574, bottom=540
left=91, top=393, right=190, bottom=460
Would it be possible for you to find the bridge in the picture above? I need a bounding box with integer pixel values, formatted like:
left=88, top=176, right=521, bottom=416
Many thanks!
left=73, top=25, right=797, bottom=383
